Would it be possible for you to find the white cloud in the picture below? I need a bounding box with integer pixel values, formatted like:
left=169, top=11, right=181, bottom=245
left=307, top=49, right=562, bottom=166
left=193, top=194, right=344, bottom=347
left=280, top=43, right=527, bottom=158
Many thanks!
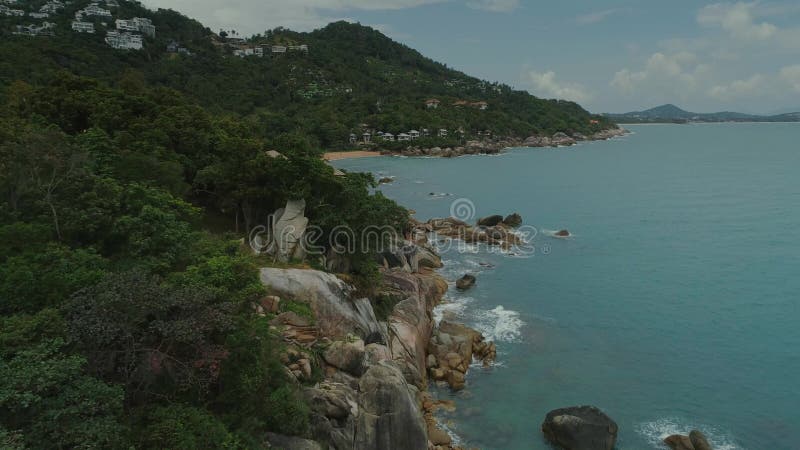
left=611, top=52, right=709, bottom=96
left=140, top=0, right=446, bottom=34
left=708, top=74, right=766, bottom=100
left=525, top=70, right=592, bottom=103
left=698, top=2, right=777, bottom=41
left=780, top=65, right=800, bottom=92
left=466, top=0, right=519, bottom=13
left=575, top=8, right=621, bottom=25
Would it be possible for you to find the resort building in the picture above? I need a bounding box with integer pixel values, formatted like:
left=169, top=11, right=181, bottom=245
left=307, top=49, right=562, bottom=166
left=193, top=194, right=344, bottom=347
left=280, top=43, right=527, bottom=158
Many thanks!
left=29, top=12, right=49, bottom=18
left=409, top=130, right=420, bottom=140
left=116, top=18, right=155, bottom=37
left=71, top=20, right=95, bottom=33
left=472, top=101, right=489, bottom=110
left=288, top=44, right=308, bottom=52
left=82, top=4, right=112, bottom=18
left=106, top=30, right=143, bottom=50
left=349, top=133, right=357, bottom=144
left=362, top=132, right=372, bottom=144
left=14, top=22, right=55, bottom=36
left=271, top=45, right=287, bottom=53
left=438, top=129, right=448, bottom=137
left=1, top=5, right=25, bottom=15
left=425, top=99, right=440, bottom=109
left=397, top=133, right=411, bottom=142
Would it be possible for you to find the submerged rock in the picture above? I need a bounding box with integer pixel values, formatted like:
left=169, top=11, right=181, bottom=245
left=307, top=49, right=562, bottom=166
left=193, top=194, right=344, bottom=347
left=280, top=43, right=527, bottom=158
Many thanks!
left=541, top=405, right=618, bottom=450
left=455, top=274, right=476, bottom=290
left=554, top=229, right=571, bottom=237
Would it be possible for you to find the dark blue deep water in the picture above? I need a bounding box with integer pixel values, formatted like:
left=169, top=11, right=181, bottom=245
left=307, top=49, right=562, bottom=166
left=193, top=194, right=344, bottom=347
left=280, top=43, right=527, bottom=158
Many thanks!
left=334, top=123, right=800, bottom=449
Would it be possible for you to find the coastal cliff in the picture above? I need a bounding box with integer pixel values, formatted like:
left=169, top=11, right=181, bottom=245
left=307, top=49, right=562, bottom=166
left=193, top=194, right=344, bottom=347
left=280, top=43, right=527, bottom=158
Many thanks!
left=259, top=240, right=492, bottom=450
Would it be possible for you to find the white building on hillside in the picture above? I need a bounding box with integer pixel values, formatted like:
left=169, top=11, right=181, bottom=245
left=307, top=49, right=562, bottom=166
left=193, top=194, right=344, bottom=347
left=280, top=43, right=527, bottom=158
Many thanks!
left=116, top=18, right=155, bottom=37
left=106, top=30, right=143, bottom=50
left=82, top=4, right=112, bottom=18
left=29, top=12, right=49, bottom=18
left=72, top=20, right=95, bottom=33
left=1, top=5, right=25, bottom=15
left=271, top=45, right=287, bottom=53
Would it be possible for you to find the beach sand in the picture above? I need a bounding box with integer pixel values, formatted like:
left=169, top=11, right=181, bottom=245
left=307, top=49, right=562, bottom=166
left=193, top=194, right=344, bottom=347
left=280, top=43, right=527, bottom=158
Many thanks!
left=323, top=150, right=382, bottom=161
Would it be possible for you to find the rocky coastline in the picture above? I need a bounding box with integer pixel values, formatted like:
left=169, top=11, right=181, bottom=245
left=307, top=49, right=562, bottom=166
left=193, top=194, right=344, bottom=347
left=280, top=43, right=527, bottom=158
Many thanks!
left=256, top=204, right=504, bottom=449
left=379, top=127, right=628, bottom=158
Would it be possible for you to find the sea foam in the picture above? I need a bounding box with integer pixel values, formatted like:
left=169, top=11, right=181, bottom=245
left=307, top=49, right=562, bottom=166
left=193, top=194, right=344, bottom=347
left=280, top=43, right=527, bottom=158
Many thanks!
left=636, top=417, right=741, bottom=450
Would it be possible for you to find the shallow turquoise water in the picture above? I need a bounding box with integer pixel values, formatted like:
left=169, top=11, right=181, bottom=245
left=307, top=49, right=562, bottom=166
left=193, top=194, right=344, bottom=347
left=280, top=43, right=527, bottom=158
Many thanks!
left=334, top=123, right=800, bottom=450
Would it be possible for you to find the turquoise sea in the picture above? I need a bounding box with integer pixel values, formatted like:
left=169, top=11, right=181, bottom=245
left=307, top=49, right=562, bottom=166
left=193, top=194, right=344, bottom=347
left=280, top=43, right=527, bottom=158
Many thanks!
left=333, top=123, right=800, bottom=450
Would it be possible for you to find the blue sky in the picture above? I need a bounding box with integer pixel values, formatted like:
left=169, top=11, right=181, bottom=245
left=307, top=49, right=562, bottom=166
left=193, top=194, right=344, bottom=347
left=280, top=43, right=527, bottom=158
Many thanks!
left=142, top=1, right=800, bottom=114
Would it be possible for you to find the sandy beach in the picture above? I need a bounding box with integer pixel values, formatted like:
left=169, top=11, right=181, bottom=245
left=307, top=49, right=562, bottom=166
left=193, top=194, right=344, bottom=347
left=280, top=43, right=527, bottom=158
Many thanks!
left=323, top=150, right=381, bottom=161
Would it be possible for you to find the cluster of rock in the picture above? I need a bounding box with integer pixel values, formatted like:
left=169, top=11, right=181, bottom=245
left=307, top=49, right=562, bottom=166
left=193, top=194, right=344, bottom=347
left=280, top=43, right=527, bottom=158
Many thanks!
left=379, top=128, right=628, bottom=157
left=427, top=321, right=496, bottom=390
left=664, top=430, right=714, bottom=450
left=384, top=137, right=523, bottom=158
left=414, top=212, right=524, bottom=250
left=260, top=239, right=492, bottom=450
left=540, top=405, right=715, bottom=450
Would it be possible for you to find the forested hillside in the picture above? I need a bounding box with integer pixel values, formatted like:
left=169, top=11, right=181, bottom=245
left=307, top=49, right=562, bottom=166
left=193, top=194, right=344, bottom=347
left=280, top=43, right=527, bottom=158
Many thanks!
left=0, top=1, right=614, bottom=149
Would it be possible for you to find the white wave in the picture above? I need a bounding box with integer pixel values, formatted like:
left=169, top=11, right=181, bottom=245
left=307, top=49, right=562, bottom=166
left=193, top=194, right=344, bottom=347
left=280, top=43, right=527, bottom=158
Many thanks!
left=541, top=229, right=573, bottom=239
left=636, top=417, right=741, bottom=450
left=473, top=306, right=524, bottom=343
left=433, top=296, right=476, bottom=324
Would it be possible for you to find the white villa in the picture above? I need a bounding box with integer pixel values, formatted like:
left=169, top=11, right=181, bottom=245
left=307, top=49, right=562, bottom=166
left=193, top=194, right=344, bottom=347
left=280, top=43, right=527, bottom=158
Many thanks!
left=438, top=129, right=448, bottom=137
left=288, top=44, right=309, bottom=52
left=425, top=99, right=440, bottom=109
left=116, top=18, right=155, bottom=37
left=233, top=46, right=264, bottom=57
left=397, top=133, right=411, bottom=142
left=71, top=20, right=95, bottom=33
left=409, top=130, right=420, bottom=140
left=271, top=45, right=287, bottom=53
left=29, top=12, right=49, bottom=18
left=82, top=3, right=112, bottom=18
left=14, top=22, right=55, bottom=36
left=1, top=5, right=24, bottom=15
left=362, top=132, right=372, bottom=143
left=382, top=133, right=395, bottom=141
left=106, top=30, right=143, bottom=50
left=40, top=1, right=64, bottom=14
left=349, top=133, right=358, bottom=144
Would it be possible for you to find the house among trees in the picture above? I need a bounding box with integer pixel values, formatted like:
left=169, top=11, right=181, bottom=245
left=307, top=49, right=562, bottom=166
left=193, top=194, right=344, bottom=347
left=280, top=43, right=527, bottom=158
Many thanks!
left=14, top=22, right=55, bottom=36
left=288, top=44, right=309, bottom=52
left=0, top=5, right=24, bottom=15
left=349, top=133, right=357, bottom=144
left=116, top=18, right=155, bottom=37
left=271, top=45, right=287, bottom=53
left=382, top=133, right=395, bottom=142
left=362, top=132, right=372, bottom=143
left=106, top=30, right=143, bottom=50
left=166, top=40, right=190, bottom=54
left=425, top=99, right=440, bottom=109
left=409, top=130, right=420, bottom=140
left=79, top=3, right=112, bottom=18
left=438, top=128, right=448, bottom=137
left=422, top=128, right=430, bottom=137
left=397, top=133, right=411, bottom=142
left=71, top=20, right=95, bottom=33
left=472, top=101, right=489, bottom=110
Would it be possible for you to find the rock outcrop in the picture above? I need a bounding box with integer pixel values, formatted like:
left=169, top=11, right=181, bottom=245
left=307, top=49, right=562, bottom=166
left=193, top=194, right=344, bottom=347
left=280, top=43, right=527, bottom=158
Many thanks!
left=503, top=213, right=523, bottom=227
left=455, top=274, right=476, bottom=291
left=422, top=216, right=523, bottom=250
left=541, top=405, right=618, bottom=450
left=272, top=199, right=310, bottom=261
left=265, top=432, right=324, bottom=450
left=260, top=268, right=384, bottom=341
left=663, top=430, right=714, bottom=450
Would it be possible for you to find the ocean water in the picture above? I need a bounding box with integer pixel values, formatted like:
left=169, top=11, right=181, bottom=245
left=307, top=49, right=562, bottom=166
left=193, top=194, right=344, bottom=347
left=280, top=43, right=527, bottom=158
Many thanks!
left=333, top=123, right=800, bottom=450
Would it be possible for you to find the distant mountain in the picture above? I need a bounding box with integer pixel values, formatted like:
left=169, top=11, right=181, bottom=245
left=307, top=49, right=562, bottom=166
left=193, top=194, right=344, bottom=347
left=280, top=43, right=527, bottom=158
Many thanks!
left=604, top=104, right=800, bottom=123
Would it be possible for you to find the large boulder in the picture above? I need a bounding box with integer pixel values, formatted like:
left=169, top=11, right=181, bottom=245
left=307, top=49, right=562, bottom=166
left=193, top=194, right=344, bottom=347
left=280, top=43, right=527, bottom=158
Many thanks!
left=503, top=213, right=523, bottom=227
left=260, top=268, right=384, bottom=341
left=456, top=274, right=476, bottom=290
left=305, top=382, right=359, bottom=450
left=690, top=430, right=713, bottom=450
left=664, top=434, right=695, bottom=450
left=541, top=405, right=618, bottom=450
left=272, top=199, right=309, bottom=261
left=323, top=339, right=367, bottom=376
left=477, top=215, right=504, bottom=227
left=264, top=433, right=323, bottom=450
left=354, top=362, right=428, bottom=450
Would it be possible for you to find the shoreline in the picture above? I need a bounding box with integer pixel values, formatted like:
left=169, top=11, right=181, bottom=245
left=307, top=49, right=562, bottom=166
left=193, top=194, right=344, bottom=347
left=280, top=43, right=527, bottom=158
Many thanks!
left=322, top=150, right=381, bottom=161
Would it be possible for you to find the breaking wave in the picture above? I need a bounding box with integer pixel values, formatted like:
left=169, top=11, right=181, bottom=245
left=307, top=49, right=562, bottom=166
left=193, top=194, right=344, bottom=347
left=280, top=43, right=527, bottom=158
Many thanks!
left=636, top=417, right=741, bottom=450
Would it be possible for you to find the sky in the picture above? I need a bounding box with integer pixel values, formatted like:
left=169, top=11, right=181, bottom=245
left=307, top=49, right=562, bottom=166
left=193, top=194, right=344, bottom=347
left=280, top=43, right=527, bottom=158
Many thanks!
left=139, top=0, right=800, bottom=114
